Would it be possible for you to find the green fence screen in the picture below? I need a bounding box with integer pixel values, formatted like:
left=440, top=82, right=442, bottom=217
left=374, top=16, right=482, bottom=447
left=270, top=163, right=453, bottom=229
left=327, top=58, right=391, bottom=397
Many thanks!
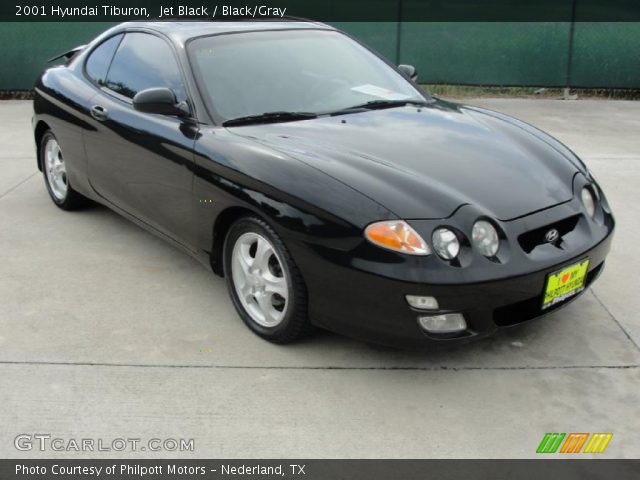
left=0, top=20, right=638, bottom=90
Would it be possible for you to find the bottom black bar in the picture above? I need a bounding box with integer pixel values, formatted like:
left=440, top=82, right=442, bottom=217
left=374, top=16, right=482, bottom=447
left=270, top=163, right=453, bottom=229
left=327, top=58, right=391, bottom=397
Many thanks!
left=1, top=460, right=639, bottom=480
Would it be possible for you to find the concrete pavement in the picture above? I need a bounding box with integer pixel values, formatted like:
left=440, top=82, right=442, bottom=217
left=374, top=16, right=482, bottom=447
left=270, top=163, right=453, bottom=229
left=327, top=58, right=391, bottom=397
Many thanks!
left=0, top=98, right=638, bottom=458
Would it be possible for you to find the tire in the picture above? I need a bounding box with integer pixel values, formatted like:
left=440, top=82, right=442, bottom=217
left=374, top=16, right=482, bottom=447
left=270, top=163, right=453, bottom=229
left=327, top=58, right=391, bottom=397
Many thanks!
left=223, top=215, right=312, bottom=344
left=40, top=130, right=88, bottom=210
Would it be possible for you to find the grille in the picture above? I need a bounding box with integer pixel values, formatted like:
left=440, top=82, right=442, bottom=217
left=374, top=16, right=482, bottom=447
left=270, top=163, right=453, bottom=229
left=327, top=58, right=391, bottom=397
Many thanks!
left=518, top=215, right=580, bottom=253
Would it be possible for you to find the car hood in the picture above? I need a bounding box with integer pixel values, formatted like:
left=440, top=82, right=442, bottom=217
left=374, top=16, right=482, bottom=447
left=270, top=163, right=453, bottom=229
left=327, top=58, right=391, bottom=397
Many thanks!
left=227, top=100, right=579, bottom=220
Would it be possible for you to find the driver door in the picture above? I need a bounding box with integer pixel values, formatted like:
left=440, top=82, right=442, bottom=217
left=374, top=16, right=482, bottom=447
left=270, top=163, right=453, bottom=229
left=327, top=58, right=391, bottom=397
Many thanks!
left=83, top=31, right=198, bottom=249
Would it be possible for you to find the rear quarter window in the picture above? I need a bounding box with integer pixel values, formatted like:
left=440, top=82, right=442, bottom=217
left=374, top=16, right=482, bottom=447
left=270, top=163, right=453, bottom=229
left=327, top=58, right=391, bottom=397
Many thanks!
left=85, top=34, right=122, bottom=86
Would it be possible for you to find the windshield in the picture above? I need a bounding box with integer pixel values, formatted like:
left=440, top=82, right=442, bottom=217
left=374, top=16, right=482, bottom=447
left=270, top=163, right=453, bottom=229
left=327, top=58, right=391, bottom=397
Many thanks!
left=188, top=29, right=427, bottom=123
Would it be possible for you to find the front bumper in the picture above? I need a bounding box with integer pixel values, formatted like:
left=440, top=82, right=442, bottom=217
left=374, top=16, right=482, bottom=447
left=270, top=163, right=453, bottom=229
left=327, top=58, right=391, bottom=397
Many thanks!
left=290, top=184, right=615, bottom=348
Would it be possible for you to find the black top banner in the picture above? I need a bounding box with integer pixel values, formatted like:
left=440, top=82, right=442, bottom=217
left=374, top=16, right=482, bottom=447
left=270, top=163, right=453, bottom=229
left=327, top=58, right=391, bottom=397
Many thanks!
left=2, top=460, right=640, bottom=480
left=4, top=0, right=640, bottom=22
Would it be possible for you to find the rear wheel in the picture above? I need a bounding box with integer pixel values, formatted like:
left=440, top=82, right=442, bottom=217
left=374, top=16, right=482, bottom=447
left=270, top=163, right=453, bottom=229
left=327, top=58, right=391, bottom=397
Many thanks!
left=41, top=131, right=88, bottom=210
left=223, top=216, right=311, bottom=344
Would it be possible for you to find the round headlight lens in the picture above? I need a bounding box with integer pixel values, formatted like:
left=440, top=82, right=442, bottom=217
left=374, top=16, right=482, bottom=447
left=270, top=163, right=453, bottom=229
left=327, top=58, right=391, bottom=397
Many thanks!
left=581, top=187, right=596, bottom=218
left=472, top=220, right=500, bottom=257
left=432, top=228, right=460, bottom=260
left=365, top=220, right=431, bottom=255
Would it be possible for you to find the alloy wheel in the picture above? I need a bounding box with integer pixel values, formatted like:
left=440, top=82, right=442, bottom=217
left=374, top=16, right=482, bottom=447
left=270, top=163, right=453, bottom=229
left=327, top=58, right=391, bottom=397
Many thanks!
left=44, top=137, right=68, bottom=201
left=231, top=232, right=289, bottom=327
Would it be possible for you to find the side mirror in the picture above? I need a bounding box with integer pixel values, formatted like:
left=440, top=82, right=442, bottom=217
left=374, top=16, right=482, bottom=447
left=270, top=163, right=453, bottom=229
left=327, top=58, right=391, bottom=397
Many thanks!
left=133, top=87, right=190, bottom=117
left=398, top=64, right=418, bottom=83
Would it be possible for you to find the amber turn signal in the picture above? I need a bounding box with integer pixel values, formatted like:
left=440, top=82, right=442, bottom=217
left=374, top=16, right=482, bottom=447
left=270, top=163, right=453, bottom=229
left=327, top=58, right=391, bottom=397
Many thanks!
left=365, top=220, right=431, bottom=255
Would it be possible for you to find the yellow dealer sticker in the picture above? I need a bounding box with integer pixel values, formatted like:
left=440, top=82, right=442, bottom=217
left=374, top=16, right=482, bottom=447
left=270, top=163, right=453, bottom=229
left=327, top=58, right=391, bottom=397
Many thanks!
left=542, top=259, right=590, bottom=310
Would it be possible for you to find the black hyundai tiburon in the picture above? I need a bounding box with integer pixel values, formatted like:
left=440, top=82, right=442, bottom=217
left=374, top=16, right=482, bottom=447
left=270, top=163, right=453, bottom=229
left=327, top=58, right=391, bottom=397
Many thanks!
left=33, top=20, right=614, bottom=347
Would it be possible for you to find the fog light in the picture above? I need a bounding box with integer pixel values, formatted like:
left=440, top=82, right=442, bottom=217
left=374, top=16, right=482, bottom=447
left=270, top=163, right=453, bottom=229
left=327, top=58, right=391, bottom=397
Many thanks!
left=406, top=295, right=439, bottom=310
left=418, top=313, right=466, bottom=334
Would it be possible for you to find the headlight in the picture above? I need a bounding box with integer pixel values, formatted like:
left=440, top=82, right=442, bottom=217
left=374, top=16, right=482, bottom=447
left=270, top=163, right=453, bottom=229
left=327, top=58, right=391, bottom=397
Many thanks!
left=365, top=220, right=430, bottom=255
left=432, top=228, right=460, bottom=260
left=472, top=220, right=500, bottom=257
left=581, top=187, right=596, bottom=218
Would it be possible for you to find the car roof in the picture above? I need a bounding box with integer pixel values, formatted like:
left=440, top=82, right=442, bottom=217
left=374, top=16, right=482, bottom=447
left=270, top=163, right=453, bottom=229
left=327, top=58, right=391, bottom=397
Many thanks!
left=118, top=20, right=334, bottom=43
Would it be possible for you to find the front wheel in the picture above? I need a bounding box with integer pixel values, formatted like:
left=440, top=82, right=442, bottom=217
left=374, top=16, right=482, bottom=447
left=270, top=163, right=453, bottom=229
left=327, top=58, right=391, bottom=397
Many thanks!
left=223, top=216, right=311, bottom=344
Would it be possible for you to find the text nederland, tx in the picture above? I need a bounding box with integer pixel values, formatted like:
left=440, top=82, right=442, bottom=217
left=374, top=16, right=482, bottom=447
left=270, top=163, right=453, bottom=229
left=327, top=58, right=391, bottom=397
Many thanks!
left=19, top=5, right=288, bottom=19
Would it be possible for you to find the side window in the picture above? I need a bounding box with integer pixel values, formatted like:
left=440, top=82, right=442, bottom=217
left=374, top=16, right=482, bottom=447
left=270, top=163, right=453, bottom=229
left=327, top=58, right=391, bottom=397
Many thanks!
left=85, top=34, right=122, bottom=86
left=104, top=33, right=186, bottom=102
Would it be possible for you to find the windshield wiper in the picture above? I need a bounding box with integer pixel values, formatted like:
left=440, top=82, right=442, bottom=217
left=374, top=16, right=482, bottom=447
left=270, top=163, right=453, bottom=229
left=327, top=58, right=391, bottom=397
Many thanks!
left=329, top=99, right=430, bottom=116
left=222, top=111, right=318, bottom=127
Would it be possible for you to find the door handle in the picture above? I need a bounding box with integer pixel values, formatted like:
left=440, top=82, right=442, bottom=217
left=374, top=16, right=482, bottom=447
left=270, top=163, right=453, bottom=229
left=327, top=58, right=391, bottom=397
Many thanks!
left=90, top=105, right=108, bottom=121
